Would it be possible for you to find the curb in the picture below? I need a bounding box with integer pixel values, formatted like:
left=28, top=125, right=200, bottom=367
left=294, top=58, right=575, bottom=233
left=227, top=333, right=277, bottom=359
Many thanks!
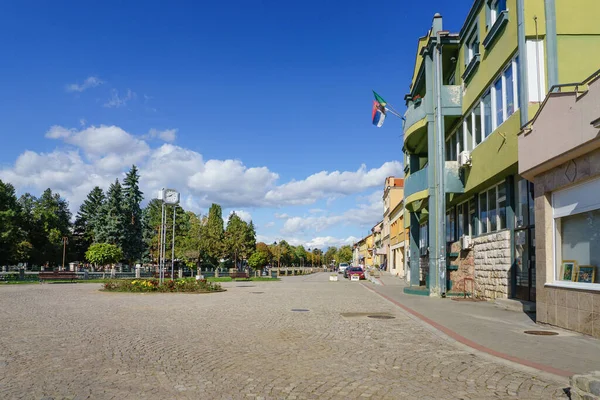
left=361, top=283, right=573, bottom=378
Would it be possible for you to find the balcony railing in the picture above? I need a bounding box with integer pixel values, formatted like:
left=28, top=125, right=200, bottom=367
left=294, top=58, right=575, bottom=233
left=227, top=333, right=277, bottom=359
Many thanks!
left=441, top=85, right=462, bottom=116
left=405, top=166, right=428, bottom=200
left=403, top=97, right=427, bottom=133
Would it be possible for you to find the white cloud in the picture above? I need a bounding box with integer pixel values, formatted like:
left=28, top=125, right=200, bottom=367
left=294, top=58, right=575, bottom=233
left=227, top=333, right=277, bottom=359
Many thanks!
left=79, top=118, right=86, bottom=127
left=309, top=208, right=325, bottom=214
left=304, top=236, right=359, bottom=249
left=230, top=210, right=252, bottom=223
left=275, top=213, right=290, bottom=219
left=1, top=123, right=399, bottom=224
left=104, top=89, right=136, bottom=108
left=145, top=128, right=177, bottom=142
left=65, top=76, right=103, bottom=93
left=264, top=222, right=275, bottom=228
left=264, top=162, right=402, bottom=205
left=280, top=191, right=382, bottom=234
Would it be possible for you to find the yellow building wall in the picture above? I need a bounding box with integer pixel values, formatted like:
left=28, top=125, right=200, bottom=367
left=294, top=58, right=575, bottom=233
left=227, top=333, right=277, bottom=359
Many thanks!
left=555, top=0, right=600, bottom=35
left=524, top=0, right=546, bottom=37
left=557, top=36, right=600, bottom=84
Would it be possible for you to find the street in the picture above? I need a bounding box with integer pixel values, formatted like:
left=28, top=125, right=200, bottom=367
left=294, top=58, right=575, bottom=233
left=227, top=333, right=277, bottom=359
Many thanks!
left=0, top=274, right=568, bottom=399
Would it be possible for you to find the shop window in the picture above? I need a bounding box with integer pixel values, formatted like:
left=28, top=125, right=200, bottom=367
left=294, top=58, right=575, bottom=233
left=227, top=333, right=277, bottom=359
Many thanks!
left=553, top=178, right=600, bottom=287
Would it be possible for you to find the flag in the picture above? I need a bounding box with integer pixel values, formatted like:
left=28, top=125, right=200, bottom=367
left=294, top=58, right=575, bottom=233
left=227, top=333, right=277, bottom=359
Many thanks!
left=373, top=91, right=387, bottom=107
left=372, top=100, right=386, bottom=128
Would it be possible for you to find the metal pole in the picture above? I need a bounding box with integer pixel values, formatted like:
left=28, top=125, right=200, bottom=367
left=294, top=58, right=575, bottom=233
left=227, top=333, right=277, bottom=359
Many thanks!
left=160, top=201, right=166, bottom=284
left=435, top=32, right=446, bottom=295
left=171, top=205, right=176, bottom=280
left=62, top=237, right=67, bottom=271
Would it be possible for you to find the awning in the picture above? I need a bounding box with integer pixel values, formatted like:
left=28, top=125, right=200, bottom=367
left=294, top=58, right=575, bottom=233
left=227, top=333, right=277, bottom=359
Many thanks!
left=376, top=248, right=387, bottom=255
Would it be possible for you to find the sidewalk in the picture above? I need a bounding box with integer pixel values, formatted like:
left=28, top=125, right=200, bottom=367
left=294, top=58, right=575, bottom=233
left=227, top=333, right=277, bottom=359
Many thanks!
left=364, top=272, right=600, bottom=377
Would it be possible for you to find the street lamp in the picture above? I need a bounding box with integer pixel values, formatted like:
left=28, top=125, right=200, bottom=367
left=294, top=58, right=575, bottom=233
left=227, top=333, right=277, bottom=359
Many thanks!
left=62, top=236, right=68, bottom=271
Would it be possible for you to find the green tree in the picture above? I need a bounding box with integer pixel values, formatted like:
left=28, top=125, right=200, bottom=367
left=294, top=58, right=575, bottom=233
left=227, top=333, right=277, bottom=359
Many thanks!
left=85, top=243, right=123, bottom=268
left=242, top=220, right=256, bottom=260
left=141, top=199, right=189, bottom=267
left=294, top=245, right=308, bottom=267
left=95, top=179, right=126, bottom=248
left=225, top=212, right=247, bottom=269
left=199, top=203, right=224, bottom=267
left=73, top=186, right=105, bottom=260
left=0, top=180, right=24, bottom=265
left=28, top=189, right=72, bottom=266
left=336, top=245, right=353, bottom=263
left=122, top=165, right=144, bottom=264
left=248, top=249, right=269, bottom=271
left=177, top=211, right=203, bottom=269
left=325, top=246, right=338, bottom=266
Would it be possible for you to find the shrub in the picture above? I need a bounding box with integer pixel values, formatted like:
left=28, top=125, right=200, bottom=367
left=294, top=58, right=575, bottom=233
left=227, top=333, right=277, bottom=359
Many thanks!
left=103, top=278, right=222, bottom=293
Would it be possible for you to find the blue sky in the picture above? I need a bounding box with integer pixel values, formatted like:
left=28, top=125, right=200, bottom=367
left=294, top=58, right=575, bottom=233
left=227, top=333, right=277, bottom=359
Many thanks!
left=0, top=0, right=473, bottom=249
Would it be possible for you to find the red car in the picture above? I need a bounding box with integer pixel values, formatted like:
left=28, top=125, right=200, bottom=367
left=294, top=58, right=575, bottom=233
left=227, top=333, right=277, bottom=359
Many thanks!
left=345, top=267, right=365, bottom=280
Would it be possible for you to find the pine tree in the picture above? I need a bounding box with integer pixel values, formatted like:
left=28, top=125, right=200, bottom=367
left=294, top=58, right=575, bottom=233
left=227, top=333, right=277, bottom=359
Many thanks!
left=122, top=165, right=144, bottom=264
left=95, top=179, right=126, bottom=253
left=73, top=187, right=105, bottom=260
left=243, top=220, right=256, bottom=260
left=225, top=212, right=247, bottom=269
left=199, top=203, right=224, bottom=267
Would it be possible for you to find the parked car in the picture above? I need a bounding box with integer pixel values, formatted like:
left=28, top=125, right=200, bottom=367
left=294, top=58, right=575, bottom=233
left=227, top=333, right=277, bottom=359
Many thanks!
left=345, top=267, right=365, bottom=280
left=338, top=263, right=349, bottom=274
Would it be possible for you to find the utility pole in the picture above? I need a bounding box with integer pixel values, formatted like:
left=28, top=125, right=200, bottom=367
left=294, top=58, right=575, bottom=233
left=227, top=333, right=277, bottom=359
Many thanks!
left=62, top=236, right=68, bottom=271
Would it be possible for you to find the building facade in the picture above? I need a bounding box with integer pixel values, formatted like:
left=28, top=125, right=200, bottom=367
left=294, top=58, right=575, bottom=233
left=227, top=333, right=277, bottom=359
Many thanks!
left=372, top=221, right=384, bottom=267
left=389, top=199, right=407, bottom=279
left=382, top=177, right=405, bottom=273
left=519, top=69, right=600, bottom=337
left=402, top=0, right=600, bottom=299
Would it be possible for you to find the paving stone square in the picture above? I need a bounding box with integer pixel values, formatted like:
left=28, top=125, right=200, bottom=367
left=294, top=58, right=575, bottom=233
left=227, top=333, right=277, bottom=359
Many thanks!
left=0, top=273, right=569, bottom=399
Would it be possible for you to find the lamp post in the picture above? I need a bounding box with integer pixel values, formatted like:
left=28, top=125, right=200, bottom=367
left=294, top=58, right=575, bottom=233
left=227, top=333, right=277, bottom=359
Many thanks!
left=62, top=236, right=68, bottom=271
left=273, top=241, right=280, bottom=276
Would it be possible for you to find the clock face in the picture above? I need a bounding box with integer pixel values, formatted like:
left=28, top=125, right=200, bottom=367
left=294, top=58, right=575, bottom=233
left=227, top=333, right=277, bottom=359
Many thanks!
left=164, top=190, right=179, bottom=204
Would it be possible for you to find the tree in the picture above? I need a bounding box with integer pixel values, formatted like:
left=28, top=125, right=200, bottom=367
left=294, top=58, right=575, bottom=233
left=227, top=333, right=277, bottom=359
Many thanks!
left=199, top=203, right=224, bottom=267
left=325, top=246, right=338, bottom=266
left=242, top=220, right=257, bottom=260
left=122, top=165, right=144, bottom=264
left=73, top=186, right=105, bottom=261
left=28, top=189, right=72, bottom=266
left=85, top=243, right=123, bottom=269
left=177, top=212, right=203, bottom=269
left=336, top=245, right=353, bottom=264
left=248, top=249, right=269, bottom=271
left=225, top=212, right=247, bottom=269
left=0, top=180, right=24, bottom=265
left=141, top=199, right=189, bottom=267
left=294, top=245, right=308, bottom=267
left=95, top=179, right=126, bottom=249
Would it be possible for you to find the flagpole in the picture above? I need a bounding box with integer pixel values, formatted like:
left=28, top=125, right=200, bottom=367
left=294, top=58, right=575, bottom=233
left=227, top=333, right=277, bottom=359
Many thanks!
left=384, top=106, right=404, bottom=119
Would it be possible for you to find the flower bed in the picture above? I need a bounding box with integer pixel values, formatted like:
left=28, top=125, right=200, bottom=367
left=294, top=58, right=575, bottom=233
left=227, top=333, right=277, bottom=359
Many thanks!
left=103, top=278, right=223, bottom=293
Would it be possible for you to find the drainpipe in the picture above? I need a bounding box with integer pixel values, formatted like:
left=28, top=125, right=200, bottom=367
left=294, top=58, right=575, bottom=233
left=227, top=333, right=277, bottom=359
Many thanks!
left=434, top=31, right=446, bottom=296
left=544, top=0, right=558, bottom=88
left=517, top=0, right=529, bottom=127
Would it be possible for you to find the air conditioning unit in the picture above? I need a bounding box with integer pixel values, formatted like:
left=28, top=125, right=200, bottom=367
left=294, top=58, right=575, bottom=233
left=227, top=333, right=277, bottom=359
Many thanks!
left=460, top=235, right=472, bottom=249
left=458, top=151, right=471, bottom=168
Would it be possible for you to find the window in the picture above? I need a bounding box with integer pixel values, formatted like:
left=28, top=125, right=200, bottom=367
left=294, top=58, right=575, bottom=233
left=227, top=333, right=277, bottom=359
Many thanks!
left=457, top=201, right=470, bottom=238
left=478, top=181, right=508, bottom=235
left=467, top=56, right=520, bottom=151
left=473, top=103, right=482, bottom=146
left=553, top=178, right=600, bottom=286
left=482, top=91, right=492, bottom=138
left=446, top=209, right=456, bottom=243
left=446, top=131, right=458, bottom=161
left=479, top=192, right=488, bottom=234
left=490, top=0, right=507, bottom=25
left=469, top=197, right=477, bottom=236
left=465, top=27, right=479, bottom=65
left=494, top=77, right=504, bottom=127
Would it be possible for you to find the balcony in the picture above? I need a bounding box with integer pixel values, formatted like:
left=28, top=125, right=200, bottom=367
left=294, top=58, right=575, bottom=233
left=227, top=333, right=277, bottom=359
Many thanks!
left=441, top=85, right=462, bottom=116
left=403, top=97, right=427, bottom=136
left=445, top=161, right=464, bottom=194
left=404, top=166, right=429, bottom=211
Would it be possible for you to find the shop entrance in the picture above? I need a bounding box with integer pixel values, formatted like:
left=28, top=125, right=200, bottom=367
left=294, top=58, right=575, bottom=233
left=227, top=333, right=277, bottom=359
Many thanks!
left=513, top=178, right=536, bottom=302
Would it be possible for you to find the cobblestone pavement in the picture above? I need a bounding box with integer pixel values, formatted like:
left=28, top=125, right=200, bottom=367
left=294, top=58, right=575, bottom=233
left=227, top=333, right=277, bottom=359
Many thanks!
left=0, top=273, right=569, bottom=399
